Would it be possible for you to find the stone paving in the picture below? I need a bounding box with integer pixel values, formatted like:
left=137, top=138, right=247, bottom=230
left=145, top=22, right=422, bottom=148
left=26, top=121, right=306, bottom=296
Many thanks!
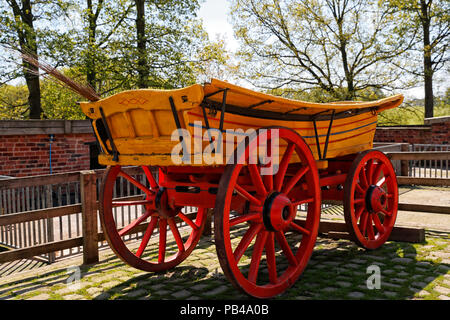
left=0, top=229, right=449, bottom=300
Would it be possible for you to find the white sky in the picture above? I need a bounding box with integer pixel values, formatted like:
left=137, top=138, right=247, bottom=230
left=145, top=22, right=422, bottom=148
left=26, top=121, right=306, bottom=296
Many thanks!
left=198, top=0, right=239, bottom=51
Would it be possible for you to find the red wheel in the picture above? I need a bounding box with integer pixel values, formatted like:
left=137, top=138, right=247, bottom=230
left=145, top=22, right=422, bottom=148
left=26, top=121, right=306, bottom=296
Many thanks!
left=100, top=165, right=207, bottom=272
left=344, top=150, right=398, bottom=250
left=214, top=127, right=321, bottom=298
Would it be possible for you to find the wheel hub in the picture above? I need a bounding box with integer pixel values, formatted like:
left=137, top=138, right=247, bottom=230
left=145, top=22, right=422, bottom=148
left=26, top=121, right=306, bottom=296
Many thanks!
left=263, top=192, right=295, bottom=231
left=154, top=187, right=178, bottom=218
left=365, top=185, right=387, bottom=213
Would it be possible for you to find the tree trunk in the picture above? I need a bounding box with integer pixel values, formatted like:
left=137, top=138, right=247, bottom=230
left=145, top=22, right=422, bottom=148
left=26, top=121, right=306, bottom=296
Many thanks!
left=421, top=0, right=434, bottom=119
left=135, top=0, right=149, bottom=88
left=10, top=0, right=42, bottom=119
left=86, top=0, right=98, bottom=90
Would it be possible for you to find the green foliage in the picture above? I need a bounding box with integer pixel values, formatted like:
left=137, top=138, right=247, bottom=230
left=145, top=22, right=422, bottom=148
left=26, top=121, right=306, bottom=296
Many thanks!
left=0, top=0, right=231, bottom=119
left=229, top=0, right=416, bottom=100
left=378, top=92, right=450, bottom=126
left=0, top=84, right=28, bottom=119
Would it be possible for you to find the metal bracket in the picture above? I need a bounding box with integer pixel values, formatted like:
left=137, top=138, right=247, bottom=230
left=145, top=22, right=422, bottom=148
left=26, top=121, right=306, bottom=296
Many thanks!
left=99, top=107, right=119, bottom=162
left=169, top=96, right=189, bottom=162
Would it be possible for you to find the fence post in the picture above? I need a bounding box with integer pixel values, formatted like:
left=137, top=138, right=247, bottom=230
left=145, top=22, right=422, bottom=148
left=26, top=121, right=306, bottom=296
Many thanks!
left=401, top=144, right=410, bottom=177
left=80, top=170, right=99, bottom=264
left=45, top=185, right=55, bottom=263
left=203, top=208, right=213, bottom=236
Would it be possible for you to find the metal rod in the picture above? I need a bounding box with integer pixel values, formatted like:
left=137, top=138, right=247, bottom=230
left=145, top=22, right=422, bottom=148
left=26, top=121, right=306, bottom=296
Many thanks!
left=216, top=89, right=228, bottom=154
left=169, top=96, right=189, bottom=162
left=312, top=118, right=322, bottom=160
left=322, top=110, right=335, bottom=159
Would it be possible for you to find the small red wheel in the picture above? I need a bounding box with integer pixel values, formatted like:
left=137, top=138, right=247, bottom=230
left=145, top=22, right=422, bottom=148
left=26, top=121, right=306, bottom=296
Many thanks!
left=214, top=127, right=321, bottom=298
left=343, top=150, right=399, bottom=250
left=100, top=165, right=207, bottom=272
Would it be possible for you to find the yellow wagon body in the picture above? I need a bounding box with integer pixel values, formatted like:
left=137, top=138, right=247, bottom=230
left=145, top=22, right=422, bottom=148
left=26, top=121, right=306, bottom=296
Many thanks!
left=80, top=78, right=403, bottom=167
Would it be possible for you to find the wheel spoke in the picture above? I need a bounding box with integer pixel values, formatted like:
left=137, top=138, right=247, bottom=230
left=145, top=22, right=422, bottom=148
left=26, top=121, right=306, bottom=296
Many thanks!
left=274, top=143, right=295, bottom=192
left=372, top=163, right=383, bottom=186
left=118, top=209, right=152, bottom=237
left=289, top=221, right=311, bottom=236
left=168, top=218, right=185, bottom=253
left=118, top=170, right=153, bottom=195
left=355, top=183, right=365, bottom=195
left=380, top=208, right=392, bottom=217
left=366, top=215, right=375, bottom=240
left=177, top=211, right=199, bottom=231
left=265, top=232, right=277, bottom=284
left=354, top=197, right=365, bottom=205
left=142, top=166, right=158, bottom=190
left=376, top=176, right=386, bottom=187
left=135, top=216, right=158, bottom=258
left=359, top=167, right=369, bottom=189
left=262, top=168, right=273, bottom=192
left=366, top=159, right=375, bottom=185
left=230, top=212, right=261, bottom=227
left=359, top=210, right=368, bottom=236
left=248, top=164, right=267, bottom=197
left=282, top=165, right=309, bottom=195
left=372, top=214, right=385, bottom=234
left=262, top=138, right=273, bottom=191
left=275, top=231, right=298, bottom=267
left=354, top=205, right=364, bottom=221
left=248, top=230, right=268, bottom=283
left=158, top=219, right=167, bottom=263
left=292, top=197, right=314, bottom=207
left=233, top=223, right=263, bottom=263
left=234, top=184, right=262, bottom=206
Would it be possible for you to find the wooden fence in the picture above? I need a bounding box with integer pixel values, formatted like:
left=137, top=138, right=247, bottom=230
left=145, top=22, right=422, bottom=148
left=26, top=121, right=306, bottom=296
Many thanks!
left=0, top=147, right=448, bottom=267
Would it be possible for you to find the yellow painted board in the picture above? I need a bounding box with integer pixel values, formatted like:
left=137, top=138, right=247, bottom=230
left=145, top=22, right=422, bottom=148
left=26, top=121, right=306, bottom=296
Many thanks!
left=77, top=78, right=403, bottom=168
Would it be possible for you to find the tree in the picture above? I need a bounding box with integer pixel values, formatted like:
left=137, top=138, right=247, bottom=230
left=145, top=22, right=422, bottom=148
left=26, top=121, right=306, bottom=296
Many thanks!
left=1, top=0, right=42, bottom=118
left=230, top=0, right=416, bottom=101
left=120, top=0, right=215, bottom=89
left=387, top=0, right=450, bottom=118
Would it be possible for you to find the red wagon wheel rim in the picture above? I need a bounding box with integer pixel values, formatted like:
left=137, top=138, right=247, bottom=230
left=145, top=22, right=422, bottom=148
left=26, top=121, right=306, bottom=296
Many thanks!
left=344, top=150, right=398, bottom=250
left=100, top=165, right=207, bottom=272
left=215, top=127, right=321, bottom=298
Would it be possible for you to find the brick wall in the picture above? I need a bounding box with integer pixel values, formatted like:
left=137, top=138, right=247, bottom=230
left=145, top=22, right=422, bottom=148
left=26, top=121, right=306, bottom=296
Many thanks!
left=0, top=120, right=96, bottom=177
left=0, top=116, right=448, bottom=177
left=374, top=116, right=450, bottom=145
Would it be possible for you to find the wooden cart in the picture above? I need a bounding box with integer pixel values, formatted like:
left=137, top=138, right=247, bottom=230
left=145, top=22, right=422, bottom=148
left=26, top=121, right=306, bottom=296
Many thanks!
left=80, top=78, right=404, bottom=298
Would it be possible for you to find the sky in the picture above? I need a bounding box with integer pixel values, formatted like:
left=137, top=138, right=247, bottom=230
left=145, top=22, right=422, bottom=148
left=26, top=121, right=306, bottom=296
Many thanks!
left=196, top=0, right=431, bottom=99
left=197, top=0, right=238, bottom=51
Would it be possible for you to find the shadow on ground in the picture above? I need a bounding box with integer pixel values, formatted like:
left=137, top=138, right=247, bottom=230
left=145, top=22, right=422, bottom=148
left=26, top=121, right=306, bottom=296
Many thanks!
left=0, top=234, right=448, bottom=300
left=94, top=235, right=449, bottom=300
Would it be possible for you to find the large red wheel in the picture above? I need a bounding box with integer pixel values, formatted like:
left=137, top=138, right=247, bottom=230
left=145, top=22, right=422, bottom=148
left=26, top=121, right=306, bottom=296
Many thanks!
left=100, top=165, right=207, bottom=272
left=344, top=150, right=398, bottom=250
left=214, top=127, right=321, bottom=298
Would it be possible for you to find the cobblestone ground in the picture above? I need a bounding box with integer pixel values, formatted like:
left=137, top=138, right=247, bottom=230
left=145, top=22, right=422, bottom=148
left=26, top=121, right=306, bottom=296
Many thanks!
left=0, top=229, right=449, bottom=301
